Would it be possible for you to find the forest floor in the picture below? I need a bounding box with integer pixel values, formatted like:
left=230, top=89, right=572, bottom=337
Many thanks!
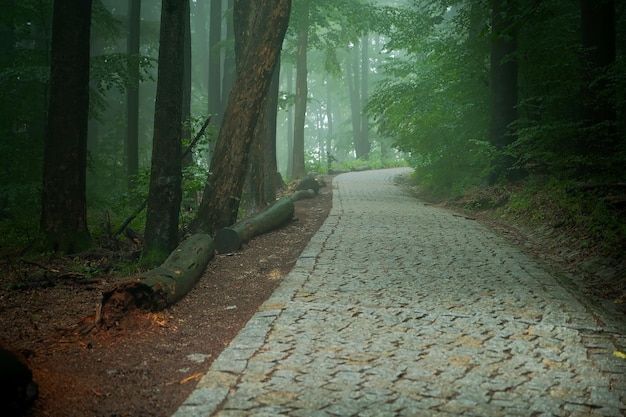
left=1, top=171, right=624, bottom=417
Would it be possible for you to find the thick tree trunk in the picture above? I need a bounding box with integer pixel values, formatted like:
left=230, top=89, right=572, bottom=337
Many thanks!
left=214, top=197, right=294, bottom=254
left=99, top=234, right=215, bottom=328
left=190, top=0, right=291, bottom=235
left=40, top=0, right=93, bottom=254
left=143, top=0, right=188, bottom=265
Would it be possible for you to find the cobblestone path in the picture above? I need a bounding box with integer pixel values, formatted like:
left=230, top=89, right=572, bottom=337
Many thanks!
left=173, top=168, right=626, bottom=417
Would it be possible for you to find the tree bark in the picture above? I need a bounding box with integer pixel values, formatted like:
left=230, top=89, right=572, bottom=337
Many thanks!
left=99, top=234, right=215, bottom=328
left=578, top=0, right=616, bottom=158
left=487, top=0, right=519, bottom=182
left=190, top=0, right=291, bottom=235
left=40, top=0, right=93, bottom=254
left=214, top=197, right=294, bottom=254
left=292, top=2, right=309, bottom=179
left=143, top=0, right=188, bottom=264
left=208, top=0, right=223, bottom=133
left=126, top=0, right=141, bottom=189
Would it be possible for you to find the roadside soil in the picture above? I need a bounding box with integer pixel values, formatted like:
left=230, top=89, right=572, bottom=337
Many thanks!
left=1, top=178, right=333, bottom=417
left=1, top=171, right=624, bottom=417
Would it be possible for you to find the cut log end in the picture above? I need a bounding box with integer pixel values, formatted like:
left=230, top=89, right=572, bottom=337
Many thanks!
left=214, top=228, right=243, bottom=254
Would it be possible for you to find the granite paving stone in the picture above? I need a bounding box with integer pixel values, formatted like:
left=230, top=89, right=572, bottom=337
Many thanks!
left=173, top=168, right=626, bottom=417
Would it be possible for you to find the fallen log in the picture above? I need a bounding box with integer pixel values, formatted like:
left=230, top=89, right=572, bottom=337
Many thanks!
left=289, top=189, right=316, bottom=202
left=99, top=234, right=214, bottom=328
left=214, top=196, right=295, bottom=254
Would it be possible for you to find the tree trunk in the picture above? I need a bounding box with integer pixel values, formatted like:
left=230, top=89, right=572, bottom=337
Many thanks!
left=360, top=34, right=370, bottom=159
left=214, top=197, right=294, bottom=253
left=221, top=0, right=236, bottom=113
left=40, top=0, right=93, bottom=254
left=143, top=0, right=188, bottom=264
left=126, top=0, right=141, bottom=189
left=347, top=42, right=370, bottom=160
left=192, top=0, right=209, bottom=93
left=578, top=0, right=617, bottom=158
left=292, top=2, right=309, bottom=179
left=208, top=0, right=223, bottom=135
left=182, top=0, right=193, bottom=169
left=487, top=0, right=519, bottom=182
left=99, top=234, right=215, bottom=328
left=285, top=63, right=295, bottom=177
left=265, top=59, right=280, bottom=203
left=190, top=0, right=291, bottom=235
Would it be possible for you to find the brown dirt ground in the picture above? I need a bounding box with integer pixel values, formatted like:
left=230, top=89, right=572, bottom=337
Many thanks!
left=1, top=172, right=624, bottom=417
left=1, top=178, right=333, bottom=417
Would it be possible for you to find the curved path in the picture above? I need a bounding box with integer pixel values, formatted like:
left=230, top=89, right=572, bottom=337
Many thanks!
left=174, top=168, right=625, bottom=417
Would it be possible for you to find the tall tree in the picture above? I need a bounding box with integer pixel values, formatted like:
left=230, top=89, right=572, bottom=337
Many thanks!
left=126, top=0, right=141, bottom=188
left=292, top=1, right=309, bottom=179
left=190, top=0, right=291, bottom=234
left=208, top=0, right=223, bottom=128
left=285, top=63, right=295, bottom=177
left=143, top=0, right=188, bottom=263
left=578, top=0, right=617, bottom=161
left=488, top=0, right=519, bottom=181
left=346, top=39, right=371, bottom=160
left=40, top=0, right=93, bottom=253
left=360, top=34, right=370, bottom=158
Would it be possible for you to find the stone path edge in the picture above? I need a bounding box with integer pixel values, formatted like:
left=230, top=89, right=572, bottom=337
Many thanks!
left=171, top=184, right=342, bottom=417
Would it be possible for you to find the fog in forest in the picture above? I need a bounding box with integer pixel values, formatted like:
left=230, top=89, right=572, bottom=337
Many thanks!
left=1, top=0, right=624, bottom=253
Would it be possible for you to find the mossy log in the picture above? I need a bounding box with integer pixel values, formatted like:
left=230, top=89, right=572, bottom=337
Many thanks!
left=289, top=189, right=316, bottom=202
left=214, top=197, right=295, bottom=254
left=99, top=234, right=214, bottom=328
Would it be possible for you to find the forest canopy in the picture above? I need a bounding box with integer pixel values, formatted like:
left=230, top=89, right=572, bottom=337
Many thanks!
left=0, top=0, right=623, bottom=257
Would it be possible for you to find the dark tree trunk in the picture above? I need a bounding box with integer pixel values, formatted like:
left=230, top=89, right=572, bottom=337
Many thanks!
left=143, top=0, right=188, bottom=264
left=126, top=0, right=141, bottom=189
left=488, top=0, right=519, bottom=181
left=238, top=0, right=266, bottom=214
left=182, top=0, right=192, bottom=169
left=578, top=0, right=617, bottom=158
left=265, top=60, right=280, bottom=203
left=190, top=0, right=291, bottom=235
left=285, top=63, right=295, bottom=177
left=292, top=2, right=308, bottom=179
left=221, top=0, right=236, bottom=113
left=40, top=0, right=93, bottom=254
left=192, top=0, right=209, bottom=92
left=208, top=0, right=223, bottom=134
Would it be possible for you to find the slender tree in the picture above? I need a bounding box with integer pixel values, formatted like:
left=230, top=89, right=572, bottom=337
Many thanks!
left=208, top=0, right=223, bottom=128
left=126, top=0, right=141, bottom=188
left=578, top=0, right=617, bottom=161
left=190, top=0, right=291, bottom=234
left=40, top=0, right=93, bottom=253
left=488, top=0, right=520, bottom=181
left=143, top=0, right=188, bottom=263
left=292, top=1, right=309, bottom=179
left=285, top=63, right=295, bottom=177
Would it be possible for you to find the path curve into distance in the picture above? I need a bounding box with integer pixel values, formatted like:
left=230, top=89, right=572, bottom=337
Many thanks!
left=174, top=168, right=626, bottom=417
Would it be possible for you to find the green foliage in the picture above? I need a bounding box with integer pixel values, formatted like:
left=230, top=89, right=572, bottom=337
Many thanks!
left=367, top=1, right=491, bottom=196
left=503, top=178, right=626, bottom=256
